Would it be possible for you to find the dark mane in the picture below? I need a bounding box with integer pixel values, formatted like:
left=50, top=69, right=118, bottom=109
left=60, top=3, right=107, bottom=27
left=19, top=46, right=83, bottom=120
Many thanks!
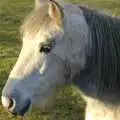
left=80, top=6, right=120, bottom=97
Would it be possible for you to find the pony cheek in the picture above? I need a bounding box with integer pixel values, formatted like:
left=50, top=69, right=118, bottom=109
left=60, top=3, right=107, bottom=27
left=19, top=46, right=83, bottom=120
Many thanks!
left=31, top=83, right=55, bottom=110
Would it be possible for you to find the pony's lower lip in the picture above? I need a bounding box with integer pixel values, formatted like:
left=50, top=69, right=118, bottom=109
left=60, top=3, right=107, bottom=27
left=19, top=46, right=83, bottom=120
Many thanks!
left=9, top=111, right=17, bottom=116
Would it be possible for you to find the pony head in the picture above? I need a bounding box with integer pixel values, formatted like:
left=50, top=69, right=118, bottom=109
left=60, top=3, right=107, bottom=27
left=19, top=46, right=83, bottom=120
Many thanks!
left=1, top=0, right=88, bottom=116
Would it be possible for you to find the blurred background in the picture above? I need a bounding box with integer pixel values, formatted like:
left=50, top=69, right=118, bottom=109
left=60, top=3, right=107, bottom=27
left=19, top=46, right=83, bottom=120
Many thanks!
left=0, top=0, right=120, bottom=120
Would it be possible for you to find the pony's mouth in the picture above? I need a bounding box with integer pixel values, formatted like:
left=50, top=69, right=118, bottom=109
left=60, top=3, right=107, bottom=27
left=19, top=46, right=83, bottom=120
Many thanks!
left=19, top=100, right=31, bottom=116
left=10, top=99, right=31, bottom=117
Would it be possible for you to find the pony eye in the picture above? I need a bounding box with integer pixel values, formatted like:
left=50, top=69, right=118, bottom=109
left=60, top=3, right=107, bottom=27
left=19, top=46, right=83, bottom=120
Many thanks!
left=40, top=44, right=52, bottom=54
left=40, top=39, right=56, bottom=54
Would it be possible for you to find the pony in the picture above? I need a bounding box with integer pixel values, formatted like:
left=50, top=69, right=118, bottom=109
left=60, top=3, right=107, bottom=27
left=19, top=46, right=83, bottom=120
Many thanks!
left=1, top=0, right=120, bottom=120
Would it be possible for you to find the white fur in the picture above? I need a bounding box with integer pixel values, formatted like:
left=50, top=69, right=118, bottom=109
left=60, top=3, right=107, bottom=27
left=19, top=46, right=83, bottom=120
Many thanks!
left=85, top=98, right=120, bottom=120
left=1, top=96, right=10, bottom=108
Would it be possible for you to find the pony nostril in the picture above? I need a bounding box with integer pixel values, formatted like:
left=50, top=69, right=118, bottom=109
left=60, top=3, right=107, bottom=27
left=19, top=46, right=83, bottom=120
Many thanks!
left=1, top=96, right=16, bottom=110
left=8, top=98, right=16, bottom=112
left=8, top=98, right=14, bottom=109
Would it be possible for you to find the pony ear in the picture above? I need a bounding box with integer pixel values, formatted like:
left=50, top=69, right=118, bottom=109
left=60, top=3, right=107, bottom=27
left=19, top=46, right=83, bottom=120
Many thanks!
left=48, top=0, right=64, bottom=25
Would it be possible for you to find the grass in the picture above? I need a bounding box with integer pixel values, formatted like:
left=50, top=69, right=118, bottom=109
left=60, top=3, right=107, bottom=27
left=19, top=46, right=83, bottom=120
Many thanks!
left=0, top=0, right=120, bottom=120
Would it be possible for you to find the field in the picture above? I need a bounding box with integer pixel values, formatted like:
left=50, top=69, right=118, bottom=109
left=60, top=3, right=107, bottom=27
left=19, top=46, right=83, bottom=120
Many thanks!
left=0, top=0, right=120, bottom=120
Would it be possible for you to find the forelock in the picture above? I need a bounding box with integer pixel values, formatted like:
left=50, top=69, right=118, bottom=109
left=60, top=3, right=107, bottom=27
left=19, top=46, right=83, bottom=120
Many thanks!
left=20, top=6, right=53, bottom=37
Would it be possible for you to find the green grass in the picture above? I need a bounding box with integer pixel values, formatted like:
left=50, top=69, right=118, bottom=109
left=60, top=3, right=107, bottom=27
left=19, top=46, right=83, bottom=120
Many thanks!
left=0, top=0, right=120, bottom=120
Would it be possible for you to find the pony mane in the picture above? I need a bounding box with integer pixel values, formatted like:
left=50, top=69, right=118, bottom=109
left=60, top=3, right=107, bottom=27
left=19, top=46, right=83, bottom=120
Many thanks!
left=20, top=5, right=52, bottom=37
left=80, top=6, right=120, bottom=93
